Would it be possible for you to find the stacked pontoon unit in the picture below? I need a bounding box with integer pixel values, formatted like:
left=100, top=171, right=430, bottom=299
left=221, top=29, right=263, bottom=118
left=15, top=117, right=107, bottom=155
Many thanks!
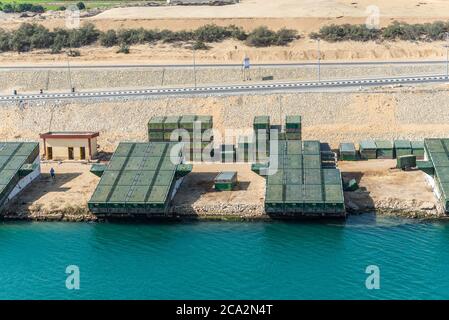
left=148, top=115, right=213, bottom=162
left=88, top=142, right=191, bottom=215
left=264, top=140, right=345, bottom=217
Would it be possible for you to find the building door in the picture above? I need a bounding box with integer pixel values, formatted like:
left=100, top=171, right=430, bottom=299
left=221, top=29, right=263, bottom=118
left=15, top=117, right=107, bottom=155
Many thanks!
left=68, top=147, right=74, bottom=160
left=80, top=147, right=86, bottom=160
left=47, top=147, right=53, bottom=160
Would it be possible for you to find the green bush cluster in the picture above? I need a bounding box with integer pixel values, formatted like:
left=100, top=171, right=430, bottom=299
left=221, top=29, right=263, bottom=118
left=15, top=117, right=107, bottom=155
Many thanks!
left=310, top=24, right=380, bottom=42
left=311, top=21, right=449, bottom=42
left=0, top=23, right=298, bottom=53
left=245, top=27, right=298, bottom=47
left=0, top=23, right=99, bottom=53
left=0, top=3, right=45, bottom=13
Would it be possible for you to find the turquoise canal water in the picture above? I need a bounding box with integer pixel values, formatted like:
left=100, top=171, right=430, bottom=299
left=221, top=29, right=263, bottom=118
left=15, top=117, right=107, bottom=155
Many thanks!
left=1, top=214, right=449, bottom=299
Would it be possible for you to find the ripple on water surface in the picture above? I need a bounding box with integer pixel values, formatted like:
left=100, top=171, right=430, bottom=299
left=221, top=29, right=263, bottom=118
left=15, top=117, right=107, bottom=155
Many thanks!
left=0, top=215, right=449, bottom=299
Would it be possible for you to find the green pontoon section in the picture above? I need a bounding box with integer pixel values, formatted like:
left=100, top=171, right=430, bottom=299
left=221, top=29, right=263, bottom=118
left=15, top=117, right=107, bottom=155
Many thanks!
left=88, top=142, right=189, bottom=215
left=394, top=140, right=412, bottom=158
left=0, top=142, right=40, bottom=211
left=264, top=140, right=345, bottom=217
left=375, top=140, right=393, bottom=159
left=339, top=143, right=357, bottom=161
left=423, top=138, right=449, bottom=212
left=90, top=164, right=107, bottom=177
left=214, top=171, right=237, bottom=191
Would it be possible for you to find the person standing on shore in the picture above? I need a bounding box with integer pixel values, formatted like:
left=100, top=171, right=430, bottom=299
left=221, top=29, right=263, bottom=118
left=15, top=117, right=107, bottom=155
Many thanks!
left=50, top=167, right=55, bottom=180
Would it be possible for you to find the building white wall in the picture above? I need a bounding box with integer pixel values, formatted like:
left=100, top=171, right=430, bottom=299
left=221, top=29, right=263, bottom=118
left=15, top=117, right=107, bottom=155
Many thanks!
left=44, top=137, right=97, bottom=160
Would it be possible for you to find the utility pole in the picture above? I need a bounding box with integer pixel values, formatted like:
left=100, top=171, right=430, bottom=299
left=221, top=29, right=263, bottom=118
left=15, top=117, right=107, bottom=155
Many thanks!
left=67, top=56, right=73, bottom=92
left=442, top=32, right=449, bottom=78
left=317, top=38, right=321, bottom=82
left=193, top=48, right=197, bottom=88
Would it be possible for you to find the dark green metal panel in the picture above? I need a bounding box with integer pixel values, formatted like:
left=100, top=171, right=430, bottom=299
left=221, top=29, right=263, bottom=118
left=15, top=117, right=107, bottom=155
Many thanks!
left=303, top=141, right=320, bottom=155
left=253, top=116, right=270, bottom=130
left=147, top=185, right=170, bottom=203
left=179, top=115, right=197, bottom=130
left=285, top=169, right=303, bottom=185
left=425, top=138, right=445, bottom=154
left=304, top=184, right=323, bottom=202
left=267, top=170, right=284, bottom=185
left=322, top=169, right=341, bottom=185
left=286, top=141, right=302, bottom=155
left=114, top=143, right=134, bottom=157
left=0, top=142, right=20, bottom=156
left=304, top=168, right=322, bottom=185
left=124, top=157, right=145, bottom=171
left=98, top=170, right=120, bottom=186
left=430, top=152, right=449, bottom=167
left=90, top=164, right=106, bottom=177
left=284, top=155, right=302, bottom=169
left=285, top=115, right=301, bottom=129
left=265, top=184, right=283, bottom=201
left=135, top=171, right=156, bottom=186
left=117, top=170, right=139, bottom=186
left=107, top=156, right=127, bottom=171
left=285, top=184, right=303, bottom=201
left=324, top=184, right=343, bottom=202
left=131, top=143, right=151, bottom=157
left=163, top=116, right=180, bottom=131
left=148, top=116, right=166, bottom=130
left=89, top=185, right=112, bottom=204
left=126, top=185, right=151, bottom=203
left=141, top=157, right=160, bottom=171
left=436, top=166, right=449, bottom=183
left=0, top=170, right=16, bottom=185
left=109, top=186, right=131, bottom=203
left=153, top=170, right=175, bottom=186
left=4, top=156, right=27, bottom=170
left=303, top=154, right=321, bottom=169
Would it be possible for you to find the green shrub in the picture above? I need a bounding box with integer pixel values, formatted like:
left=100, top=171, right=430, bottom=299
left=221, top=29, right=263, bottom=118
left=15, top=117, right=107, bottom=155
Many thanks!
left=195, top=24, right=230, bottom=42
left=0, top=23, right=298, bottom=53
left=226, top=25, right=247, bottom=41
left=116, top=44, right=129, bottom=54
left=100, top=29, right=118, bottom=47
left=67, top=23, right=99, bottom=47
left=276, top=28, right=298, bottom=45
left=314, top=24, right=380, bottom=42
left=50, top=43, right=62, bottom=54
left=1, top=3, right=45, bottom=13
left=76, top=2, right=86, bottom=10
left=193, top=40, right=209, bottom=50
left=245, top=26, right=278, bottom=47
left=2, top=4, right=14, bottom=13
left=30, top=5, right=44, bottom=13
left=0, top=29, right=11, bottom=52
left=57, top=6, right=66, bottom=11
left=160, top=29, right=194, bottom=43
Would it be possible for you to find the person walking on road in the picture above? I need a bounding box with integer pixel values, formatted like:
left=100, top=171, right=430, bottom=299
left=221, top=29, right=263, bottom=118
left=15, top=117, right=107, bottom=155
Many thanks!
left=50, top=167, right=55, bottom=180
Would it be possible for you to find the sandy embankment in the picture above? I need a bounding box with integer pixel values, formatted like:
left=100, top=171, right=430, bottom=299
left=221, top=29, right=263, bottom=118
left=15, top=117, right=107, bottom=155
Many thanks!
left=3, top=87, right=449, bottom=151
left=3, top=1, right=449, bottom=64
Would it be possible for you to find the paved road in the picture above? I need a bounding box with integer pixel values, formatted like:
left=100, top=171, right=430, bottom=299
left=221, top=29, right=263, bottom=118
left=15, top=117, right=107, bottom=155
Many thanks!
left=0, top=60, right=448, bottom=70
left=1, top=74, right=448, bottom=102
